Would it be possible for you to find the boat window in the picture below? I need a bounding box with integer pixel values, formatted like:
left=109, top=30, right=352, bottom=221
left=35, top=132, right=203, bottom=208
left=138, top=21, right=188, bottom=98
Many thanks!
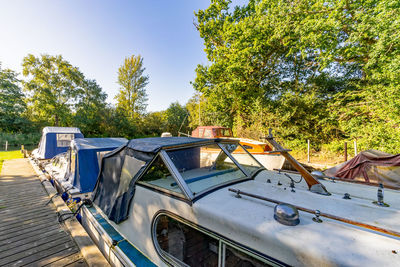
left=225, top=244, right=271, bottom=267
left=203, top=129, right=213, bottom=138
left=243, top=145, right=253, bottom=150
left=219, top=128, right=233, bottom=137
left=154, top=214, right=274, bottom=267
left=56, top=133, right=74, bottom=147
left=220, top=143, right=263, bottom=175
left=116, top=155, right=146, bottom=197
left=155, top=215, right=219, bottom=266
left=198, top=128, right=204, bottom=138
left=137, top=155, right=184, bottom=195
left=166, top=144, right=247, bottom=195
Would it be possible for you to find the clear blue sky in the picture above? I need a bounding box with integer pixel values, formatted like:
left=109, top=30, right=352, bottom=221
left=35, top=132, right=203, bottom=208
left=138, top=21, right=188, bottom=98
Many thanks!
left=0, top=0, right=245, bottom=111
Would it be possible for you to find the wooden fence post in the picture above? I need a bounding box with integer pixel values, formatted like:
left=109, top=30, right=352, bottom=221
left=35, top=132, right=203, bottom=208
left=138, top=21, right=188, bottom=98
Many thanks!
left=344, top=142, right=348, bottom=161
left=354, top=140, right=357, bottom=156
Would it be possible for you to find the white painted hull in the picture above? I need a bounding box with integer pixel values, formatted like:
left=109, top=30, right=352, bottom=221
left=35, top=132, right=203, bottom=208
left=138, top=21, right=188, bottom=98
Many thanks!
left=81, top=206, right=132, bottom=267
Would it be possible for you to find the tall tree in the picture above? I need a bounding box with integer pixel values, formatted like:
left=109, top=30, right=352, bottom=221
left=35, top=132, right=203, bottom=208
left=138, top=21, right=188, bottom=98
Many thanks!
left=73, top=79, right=108, bottom=136
left=22, top=54, right=85, bottom=126
left=194, top=0, right=400, bottom=151
left=115, top=55, right=149, bottom=119
left=0, top=64, right=28, bottom=132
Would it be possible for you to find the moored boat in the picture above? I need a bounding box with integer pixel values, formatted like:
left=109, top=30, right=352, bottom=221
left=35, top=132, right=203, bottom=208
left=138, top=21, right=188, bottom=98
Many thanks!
left=80, top=136, right=400, bottom=266
left=46, top=137, right=128, bottom=198
left=191, top=126, right=285, bottom=170
left=32, top=126, right=84, bottom=161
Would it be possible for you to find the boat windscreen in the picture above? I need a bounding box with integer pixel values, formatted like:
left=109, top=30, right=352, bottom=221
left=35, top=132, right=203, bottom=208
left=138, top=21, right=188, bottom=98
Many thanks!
left=219, top=143, right=263, bottom=175
left=166, top=144, right=248, bottom=195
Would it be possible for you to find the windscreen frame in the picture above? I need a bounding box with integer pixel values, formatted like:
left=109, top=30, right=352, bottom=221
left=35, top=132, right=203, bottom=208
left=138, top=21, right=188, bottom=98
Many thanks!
left=158, top=140, right=261, bottom=201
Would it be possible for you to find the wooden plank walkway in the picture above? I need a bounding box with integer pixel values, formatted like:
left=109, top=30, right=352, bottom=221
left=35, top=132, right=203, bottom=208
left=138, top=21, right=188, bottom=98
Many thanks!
left=0, top=158, right=87, bottom=267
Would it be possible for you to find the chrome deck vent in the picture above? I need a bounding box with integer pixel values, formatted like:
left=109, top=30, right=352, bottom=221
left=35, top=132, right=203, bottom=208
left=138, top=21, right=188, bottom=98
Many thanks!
left=274, top=203, right=300, bottom=226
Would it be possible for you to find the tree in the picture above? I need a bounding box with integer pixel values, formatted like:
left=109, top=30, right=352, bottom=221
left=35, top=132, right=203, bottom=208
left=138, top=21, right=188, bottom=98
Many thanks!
left=115, top=55, right=149, bottom=119
left=22, top=54, right=85, bottom=126
left=186, top=93, right=218, bottom=129
left=193, top=0, right=400, bottom=152
left=101, top=106, right=138, bottom=138
left=164, top=102, right=189, bottom=136
left=0, top=64, right=28, bottom=132
left=142, top=111, right=166, bottom=137
left=73, top=79, right=108, bottom=136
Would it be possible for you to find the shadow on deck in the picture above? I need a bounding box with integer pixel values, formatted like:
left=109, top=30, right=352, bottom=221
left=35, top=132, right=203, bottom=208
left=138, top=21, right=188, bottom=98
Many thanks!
left=0, top=158, right=87, bottom=267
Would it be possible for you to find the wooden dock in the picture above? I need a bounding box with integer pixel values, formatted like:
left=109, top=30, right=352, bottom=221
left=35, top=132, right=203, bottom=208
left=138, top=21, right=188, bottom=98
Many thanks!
left=0, top=158, right=87, bottom=267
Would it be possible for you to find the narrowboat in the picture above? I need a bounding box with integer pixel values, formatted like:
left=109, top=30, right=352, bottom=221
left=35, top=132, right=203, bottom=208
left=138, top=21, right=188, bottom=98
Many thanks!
left=80, top=136, right=400, bottom=266
left=191, top=126, right=285, bottom=170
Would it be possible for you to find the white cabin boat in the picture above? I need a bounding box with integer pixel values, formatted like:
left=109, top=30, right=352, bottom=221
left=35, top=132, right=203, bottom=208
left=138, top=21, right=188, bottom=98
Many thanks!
left=80, top=137, right=400, bottom=267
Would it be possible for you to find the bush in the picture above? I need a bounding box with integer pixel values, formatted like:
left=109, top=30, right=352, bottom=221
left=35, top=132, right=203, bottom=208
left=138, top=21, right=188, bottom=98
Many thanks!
left=0, top=132, right=41, bottom=149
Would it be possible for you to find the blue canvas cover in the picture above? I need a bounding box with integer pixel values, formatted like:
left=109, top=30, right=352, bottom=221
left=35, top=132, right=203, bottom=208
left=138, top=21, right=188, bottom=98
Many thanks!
left=36, top=127, right=84, bottom=159
left=126, top=136, right=210, bottom=153
left=92, top=137, right=210, bottom=223
left=69, top=138, right=128, bottom=193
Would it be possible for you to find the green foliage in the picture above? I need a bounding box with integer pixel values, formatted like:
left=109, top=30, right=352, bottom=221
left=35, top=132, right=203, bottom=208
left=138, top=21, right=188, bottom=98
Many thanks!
left=142, top=111, right=166, bottom=137
left=0, top=132, right=41, bottom=146
left=186, top=94, right=219, bottom=129
left=164, top=102, right=189, bottom=136
left=73, top=79, right=108, bottom=136
left=115, top=55, right=149, bottom=119
left=22, top=54, right=86, bottom=126
left=193, top=0, right=400, bottom=153
left=0, top=65, right=30, bottom=132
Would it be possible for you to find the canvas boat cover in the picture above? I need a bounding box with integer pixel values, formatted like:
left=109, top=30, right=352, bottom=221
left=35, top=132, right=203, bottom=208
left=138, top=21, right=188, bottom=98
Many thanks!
left=34, top=127, right=84, bottom=159
left=66, top=137, right=128, bottom=193
left=92, top=137, right=209, bottom=223
left=324, top=149, right=400, bottom=189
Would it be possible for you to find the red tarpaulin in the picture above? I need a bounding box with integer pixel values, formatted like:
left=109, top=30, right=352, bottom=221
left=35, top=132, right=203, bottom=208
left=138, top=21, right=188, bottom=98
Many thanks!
left=324, top=150, right=400, bottom=189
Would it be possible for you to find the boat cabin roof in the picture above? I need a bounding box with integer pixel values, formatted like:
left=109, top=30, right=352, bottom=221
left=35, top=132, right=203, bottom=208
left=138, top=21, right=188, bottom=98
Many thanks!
left=65, top=137, right=128, bottom=193
left=93, top=137, right=264, bottom=223
left=126, top=136, right=212, bottom=153
left=192, top=126, right=233, bottom=138
left=33, top=127, right=84, bottom=159
left=42, top=126, right=82, bottom=134
left=72, top=137, right=128, bottom=151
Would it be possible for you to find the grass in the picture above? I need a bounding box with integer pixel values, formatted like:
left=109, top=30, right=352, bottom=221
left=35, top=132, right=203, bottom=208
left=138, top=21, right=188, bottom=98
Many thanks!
left=0, top=150, right=24, bottom=174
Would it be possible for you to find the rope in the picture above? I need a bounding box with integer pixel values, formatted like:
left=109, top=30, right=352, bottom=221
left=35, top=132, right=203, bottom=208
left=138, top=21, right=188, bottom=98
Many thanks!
left=284, top=173, right=303, bottom=183
left=45, top=192, right=59, bottom=206
left=58, top=199, right=92, bottom=223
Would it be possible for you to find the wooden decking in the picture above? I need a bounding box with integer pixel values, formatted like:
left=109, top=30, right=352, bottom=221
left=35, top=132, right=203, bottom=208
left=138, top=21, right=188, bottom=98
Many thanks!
left=0, top=158, right=87, bottom=267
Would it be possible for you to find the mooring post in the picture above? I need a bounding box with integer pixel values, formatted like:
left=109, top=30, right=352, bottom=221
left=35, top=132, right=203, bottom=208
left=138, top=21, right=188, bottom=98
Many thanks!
left=307, top=139, right=310, bottom=163
left=354, top=140, right=357, bottom=156
left=344, top=142, right=348, bottom=161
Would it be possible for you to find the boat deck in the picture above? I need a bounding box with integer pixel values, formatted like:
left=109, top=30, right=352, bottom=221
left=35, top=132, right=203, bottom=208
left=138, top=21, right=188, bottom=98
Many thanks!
left=0, top=158, right=87, bottom=267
